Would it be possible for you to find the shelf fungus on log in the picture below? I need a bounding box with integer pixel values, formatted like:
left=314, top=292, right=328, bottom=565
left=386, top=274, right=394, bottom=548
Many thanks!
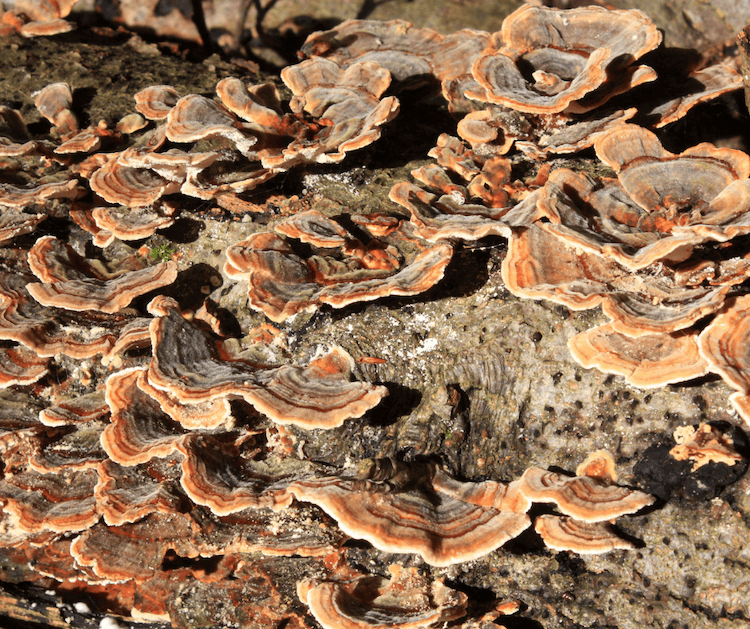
left=698, top=295, right=750, bottom=425
left=25, top=236, right=178, bottom=313
left=146, top=296, right=387, bottom=429
left=300, top=18, right=489, bottom=90
left=102, top=367, right=189, bottom=466
left=568, top=323, right=708, bottom=388
left=279, top=58, right=400, bottom=165
left=33, top=81, right=79, bottom=137
left=175, top=433, right=296, bottom=514
left=0, top=272, right=139, bottom=358
left=225, top=210, right=453, bottom=321
left=390, top=134, right=546, bottom=241
left=0, top=345, right=49, bottom=387
left=467, top=5, right=661, bottom=114
left=519, top=467, right=654, bottom=523
left=0, top=467, right=99, bottom=534
left=288, top=459, right=532, bottom=567
left=134, top=85, right=181, bottom=120
left=534, top=515, right=635, bottom=554
left=298, top=564, right=469, bottom=629
left=0, top=209, right=46, bottom=246
left=502, top=224, right=740, bottom=338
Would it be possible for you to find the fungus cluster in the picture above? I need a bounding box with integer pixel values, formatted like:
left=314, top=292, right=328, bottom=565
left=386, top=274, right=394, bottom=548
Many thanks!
left=1, top=2, right=748, bottom=628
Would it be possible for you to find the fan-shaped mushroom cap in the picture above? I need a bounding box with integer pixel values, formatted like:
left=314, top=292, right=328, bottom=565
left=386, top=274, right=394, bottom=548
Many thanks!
left=0, top=180, right=83, bottom=208
left=298, top=565, right=468, bottom=629
left=301, top=19, right=442, bottom=83
left=39, top=392, right=109, bottom=427
left=216, top=78, right=287, bottom=131
left=0, top=467, right=98, bottom=533
left=651, top=64, right=744, bottom=128
left=102, top=368, right=188, bottom=466
left=26, top=236, right=178, bottom=313
left=175, top=433, right=294, bottom=515
left=89, top=159, right=181, bottom=207
left=0, top=210, right=45, bottom=246
left=278, top=57, right=399, bottom=165
left=503, top=224, right=735, bottom=336
left=146, top=299, right=387, bottom=429
left=289, top=462, right=531, bottom=567
left=0, top=272, right=127, bottom=358
left=34, top=82, right=78, bottom=136
left=568, top=323, right=708, bottom=388
left=134, top=85, right=180, bottom=120
left=19, top=17, right=74, bottom=37
left=535, top=515, right=635, bottom=554
left=519, top=467, right=654, bottom=522
left=698, top=294, right=750, bottom=394
left=166, top=94, right=257, bottom=156
left=225, top=224, right=452, bottom=323
left=94, top=458, right=185, bottom=527
left=468, top=5, right=661, bottom=114
left=91, top=205, right=176, bottom=241
left=0, top=345, right=48, bottom=387
left=670, top=423, right=743, bottom=471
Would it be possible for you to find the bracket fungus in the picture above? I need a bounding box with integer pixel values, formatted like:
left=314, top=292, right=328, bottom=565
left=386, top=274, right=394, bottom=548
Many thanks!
left=0, top=4, right=747, bottom=628
left=225, top=210, right=453, bottom=322
left=288, top=459, right=532, bottom=567
left=146, top=296, right=387, bottom=429
left=467, top=5, right=661, bottom=115
left=298, top=565, right=469, bottom=629
left=25, top=236, right=178, bottom=313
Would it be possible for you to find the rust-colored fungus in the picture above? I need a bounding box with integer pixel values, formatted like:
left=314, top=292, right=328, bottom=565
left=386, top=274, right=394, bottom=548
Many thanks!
left=33, top=82, right=78, bottom=137
left=279, top=58, right=400, bottom=165
left=670, top=424, right=743, bottom=471
left=0, top=345, right=48, bottom=387
left=519, top=467, right=654, bottom=522
left=534, top=515, right=635, bottom=554
left=225, top=212, right=453, bottom=322
left=467, top=5, right=661, bottom=114
left=25, top=236, right=178, bottom=313
left=289, top=459, right=532, bottom=567
left=0, top=5, right=740, bottom=626
left=134, top=85, right=181, bottom=120
left=147, top=297, right=387, bottom=429
left=298, top=564, right=469, bottom=629
left=568, top=323, right=708, bottom=388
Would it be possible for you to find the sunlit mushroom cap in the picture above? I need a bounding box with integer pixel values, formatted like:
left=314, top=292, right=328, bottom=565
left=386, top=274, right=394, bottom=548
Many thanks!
left=519, top=467, right=654, bottom=522
left=535, top=515, right=635, bottom=554
left=0, top=345, right=48, bottom=388
left=166, top=94, right=258, bottom=156
left=89, top=159, right=182, bottom=207
left=298, top=565, right=468, bottom=629
left=278, top=57, right=399, bottom=165
left=25, top=236, right=178, bottom=313
left=34, top=82, right=78, bottom=136
left=698, top=295, right=750, bottom=396
left=102, top=367, right=188, bottom=466
left=146, top=298, right=387, bottom=429
left=568, top=323, right=708, bottom=388
left=225, top=214, right=452, bottom=322
left=134, top=85, right=180, bottom=120
left=468, top=5, right=661, bottom=114
left=0, top=180, right=83, bottom=208
left=289, top=461, right=531, bottom=566
left=0, top=209, right=45, bottom=246
left=503, top=224, right=736, bottom=337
